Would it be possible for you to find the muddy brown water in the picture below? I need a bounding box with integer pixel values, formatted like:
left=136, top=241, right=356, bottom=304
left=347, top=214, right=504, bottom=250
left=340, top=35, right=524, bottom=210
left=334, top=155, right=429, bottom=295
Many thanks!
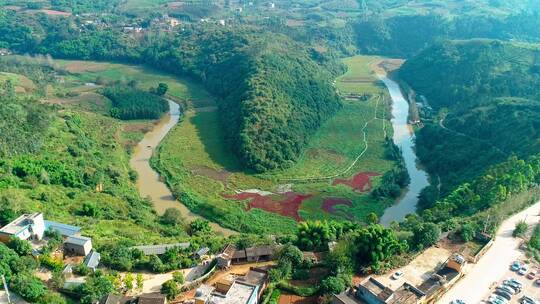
left=129, top=100, right=234, bottom=236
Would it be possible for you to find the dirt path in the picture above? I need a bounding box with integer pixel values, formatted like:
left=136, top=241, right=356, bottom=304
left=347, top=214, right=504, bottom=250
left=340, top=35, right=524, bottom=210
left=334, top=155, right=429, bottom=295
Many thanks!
left=437, top=200, right=540, bottom=303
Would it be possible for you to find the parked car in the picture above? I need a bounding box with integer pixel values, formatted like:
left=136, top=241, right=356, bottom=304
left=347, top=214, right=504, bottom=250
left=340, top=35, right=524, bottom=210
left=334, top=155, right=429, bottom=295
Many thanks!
left=519, top=265, right=529, bottom=275
left=520, top=295, right=538, bottom=304
left=495, top=290, right=513, bottom=301
left=503, top=281, right=522, bottom=293
left=450, top=300, right=466, bottom=304
left=535, top=279, right=540, bottom=286
left=391, top=271, right=404, bottom=280
left=498, top=285, right=516, bottom=295
left=490, top=295, right=508, bottom=304
left=507, top=278, right=524, bottom=288
left=527, top=270, right=538, bottom=279
left=512, top=261, right=523, bottom=271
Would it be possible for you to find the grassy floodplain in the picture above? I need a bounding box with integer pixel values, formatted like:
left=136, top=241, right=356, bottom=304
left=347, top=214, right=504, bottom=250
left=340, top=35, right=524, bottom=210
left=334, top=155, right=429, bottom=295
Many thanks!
left=153, top=55, right=399, bottom=233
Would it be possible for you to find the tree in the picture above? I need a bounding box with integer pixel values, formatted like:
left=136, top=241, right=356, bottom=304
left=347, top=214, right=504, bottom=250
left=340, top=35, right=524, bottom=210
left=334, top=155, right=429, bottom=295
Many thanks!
left=172, top=271, right=185, bottom=284
left=37, top=292, right=67, bottom=304
left=161, top=208, right=184, bottom=226
left=296, top=221, right=332, bottom=251
left=355, top=224, right=405, bottom=272
left=411, top=222, right=441, bottom=250
left=319, top=275, right=347, bottom=295
left=155, top=83, right=168, bottom=96
left=460, top=223, right=475, bottom=242
left=10, top=273, right=47, bottom=302
left=77, top=272, right=115, bottom=304
left=189, top=219, right=211, bottom=235
left=367, top=212, right=379, bottom=224
left=8, top=237, right=32, bottom=256
left=513, top=221, right=528, bottom=237
left=276, top=244, right=303, bottom=267
left=161, top=280, right=180, bottom=300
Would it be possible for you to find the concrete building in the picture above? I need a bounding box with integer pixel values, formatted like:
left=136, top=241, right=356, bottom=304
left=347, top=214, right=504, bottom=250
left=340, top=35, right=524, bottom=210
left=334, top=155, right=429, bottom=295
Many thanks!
left=194, top=268, right=268, bottom=304
left=356, top=277, right=426, bottom=304
left=230, top=245, right=279, bottom=264
left=0, top=213, right=46, bottom=242
left=64, top=235, right=93, bottom=256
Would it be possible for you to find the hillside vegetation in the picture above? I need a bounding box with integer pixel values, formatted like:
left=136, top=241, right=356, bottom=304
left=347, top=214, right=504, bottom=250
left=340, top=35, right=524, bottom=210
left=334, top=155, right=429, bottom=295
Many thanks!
left=0, top=9, right=343, bottom=172
left=399, top=40, right=540, bottom=196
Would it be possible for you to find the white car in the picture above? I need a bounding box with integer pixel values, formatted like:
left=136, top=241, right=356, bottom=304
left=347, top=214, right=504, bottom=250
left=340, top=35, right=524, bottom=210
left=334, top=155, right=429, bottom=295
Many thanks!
left=519, top=265, right=529, bottom=275
left=391, top=271, right=404, bottom=280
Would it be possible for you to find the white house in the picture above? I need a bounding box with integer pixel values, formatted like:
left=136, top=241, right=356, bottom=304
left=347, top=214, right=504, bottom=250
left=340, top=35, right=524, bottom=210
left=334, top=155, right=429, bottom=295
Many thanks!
left=0, top=213, right=46, bottom=242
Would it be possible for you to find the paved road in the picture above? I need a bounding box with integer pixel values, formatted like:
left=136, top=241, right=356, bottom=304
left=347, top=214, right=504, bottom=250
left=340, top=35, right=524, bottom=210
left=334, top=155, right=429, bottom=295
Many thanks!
left=437, top=201, right=540, bottom=304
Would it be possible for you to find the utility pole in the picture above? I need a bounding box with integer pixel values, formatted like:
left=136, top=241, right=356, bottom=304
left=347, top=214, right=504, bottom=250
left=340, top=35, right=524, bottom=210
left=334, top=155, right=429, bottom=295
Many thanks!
left=1, top=275, right=11, bottom=304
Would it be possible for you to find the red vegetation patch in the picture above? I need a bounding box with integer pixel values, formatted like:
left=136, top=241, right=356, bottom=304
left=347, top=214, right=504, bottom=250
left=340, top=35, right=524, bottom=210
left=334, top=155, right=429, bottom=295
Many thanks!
left=322, top=198, right=353, bottom=214
left=224, top=192, right=311, bottom=221
left=332, top=172, right=380, bottom=192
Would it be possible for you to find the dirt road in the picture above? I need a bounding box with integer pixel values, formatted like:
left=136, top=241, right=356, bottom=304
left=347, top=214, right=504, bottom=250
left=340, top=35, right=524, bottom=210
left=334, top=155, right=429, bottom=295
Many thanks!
left=437, top=200, right=540, bottom=304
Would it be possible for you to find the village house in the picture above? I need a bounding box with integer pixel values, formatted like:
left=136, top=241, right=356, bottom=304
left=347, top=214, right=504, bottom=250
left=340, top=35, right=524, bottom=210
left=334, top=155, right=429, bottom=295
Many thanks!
left=64, top=235, right=93, bottom=256
left=0, top=213, right=46, bottom=242
left=194, top=267, right=268, bottom=304
left=219, top=244, right=280, bottom=265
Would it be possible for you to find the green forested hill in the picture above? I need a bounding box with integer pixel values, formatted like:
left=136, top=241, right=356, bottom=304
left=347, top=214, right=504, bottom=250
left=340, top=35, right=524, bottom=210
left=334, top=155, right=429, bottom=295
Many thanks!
left=0, top=9, right=342, bottom=172
left=400, top=40, right=540, bottom=109
left=399, top=40, right=540, bottom=195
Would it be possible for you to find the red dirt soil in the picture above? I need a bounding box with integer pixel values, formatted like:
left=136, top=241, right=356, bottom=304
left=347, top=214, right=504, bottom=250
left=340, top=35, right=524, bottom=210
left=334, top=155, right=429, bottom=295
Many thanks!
left=321, top=198, right=353, bottom=214
left=332, top=172, right=380, bottom=192
left=224, top=192, right=311, bottom=221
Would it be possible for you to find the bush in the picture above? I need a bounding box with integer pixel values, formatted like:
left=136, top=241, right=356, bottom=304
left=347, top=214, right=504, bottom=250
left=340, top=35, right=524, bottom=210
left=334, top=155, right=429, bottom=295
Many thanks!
left=161, top=280, right=180, bottom=300
left=10, top=273, right=47, bottom=302
left=8, top=238, right=32, bottom=256
left=514, top=221, right=528, bottom=238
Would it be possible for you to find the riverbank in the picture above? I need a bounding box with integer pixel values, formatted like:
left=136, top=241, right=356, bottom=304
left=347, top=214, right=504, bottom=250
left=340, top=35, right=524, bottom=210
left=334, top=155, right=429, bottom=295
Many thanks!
left=373, top=60, right=430, bottom=225
left=130, top=100, right=235, bottom=236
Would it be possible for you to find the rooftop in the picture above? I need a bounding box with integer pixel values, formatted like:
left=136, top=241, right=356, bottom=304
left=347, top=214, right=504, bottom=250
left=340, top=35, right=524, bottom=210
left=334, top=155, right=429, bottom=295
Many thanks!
left=84, top=251, right=101, bottom=269
left=238, top=268, right=267, bottom=287
left=361, top=277, right=394, bottom=302
left=0, top=213, right=42, bottom=235
left=66, top=235, right=91, bottom=246
left=138, top=293, right=167, bottom=304
left=132, top=242, right=190, bottom=255
left=45, top=220, right=81, bottom=237
left=221, top=281, right=257, bottom=304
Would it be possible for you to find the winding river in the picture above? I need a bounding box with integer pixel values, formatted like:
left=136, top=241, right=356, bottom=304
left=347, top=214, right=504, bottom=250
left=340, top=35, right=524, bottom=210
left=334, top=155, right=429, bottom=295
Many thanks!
left=129, top=100, right=234, bottom=236
left=379, top=76, right=430, bottom=225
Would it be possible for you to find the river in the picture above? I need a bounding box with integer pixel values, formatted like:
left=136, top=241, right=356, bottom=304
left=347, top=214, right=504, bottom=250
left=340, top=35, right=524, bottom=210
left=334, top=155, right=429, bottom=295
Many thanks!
left=379, top=76, right=430, bottom=226
left=129, top=100, right=234, bottom=236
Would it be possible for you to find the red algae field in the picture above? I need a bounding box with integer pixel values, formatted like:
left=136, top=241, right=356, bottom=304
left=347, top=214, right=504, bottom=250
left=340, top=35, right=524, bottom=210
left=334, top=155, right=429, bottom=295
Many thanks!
left=332, top=172, right=380, bottom=192
left=225, top=192, right=312, bottom=221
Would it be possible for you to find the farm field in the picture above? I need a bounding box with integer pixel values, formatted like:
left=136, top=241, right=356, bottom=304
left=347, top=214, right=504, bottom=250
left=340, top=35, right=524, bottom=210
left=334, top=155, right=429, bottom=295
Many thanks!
left=152, top=55, right=399, bottom=233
